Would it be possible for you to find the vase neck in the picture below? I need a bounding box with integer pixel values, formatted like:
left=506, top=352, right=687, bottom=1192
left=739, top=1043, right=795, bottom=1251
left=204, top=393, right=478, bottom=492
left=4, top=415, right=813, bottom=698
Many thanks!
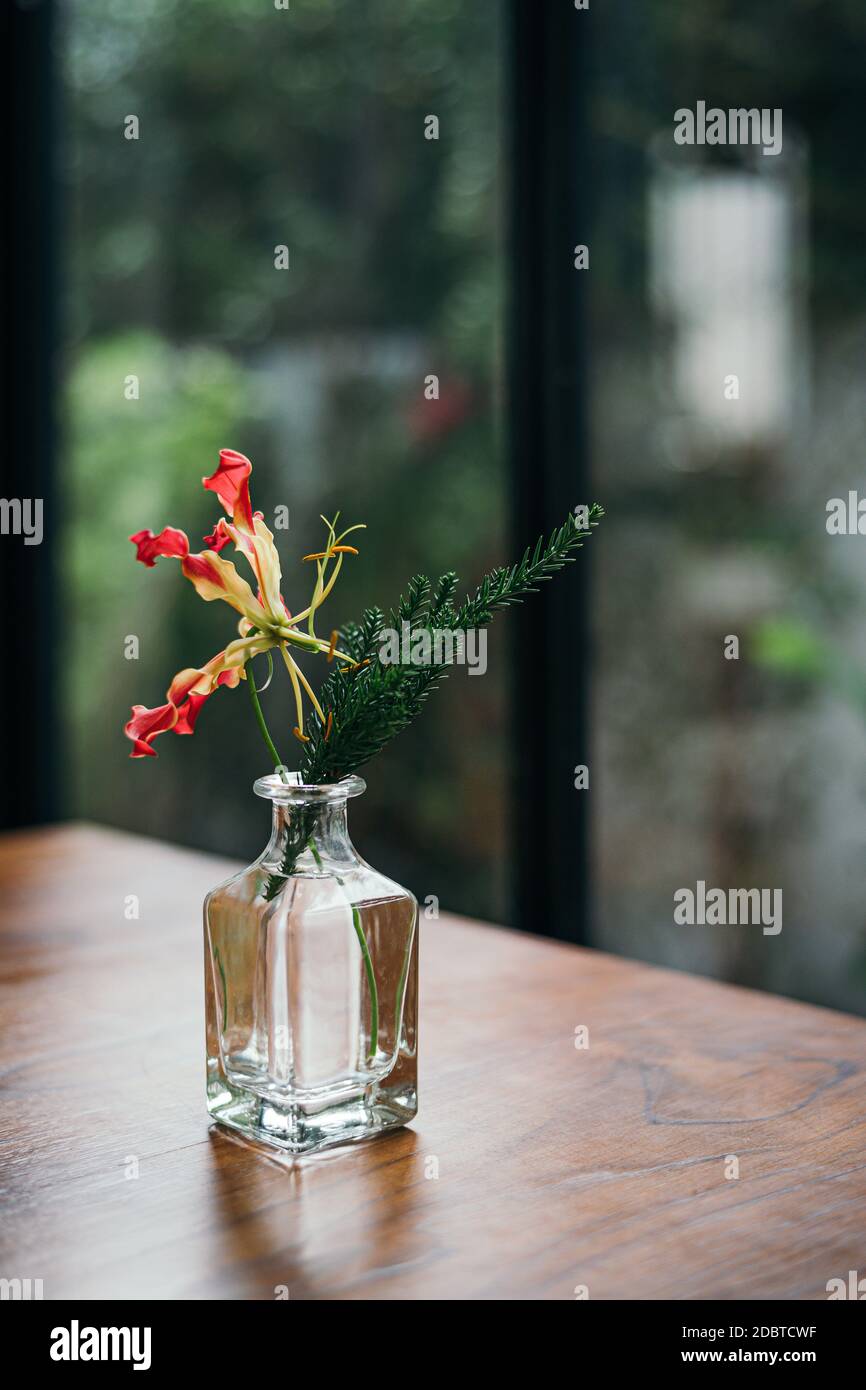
left=253, top=772, right=366, bottom=877
left=265, top=798, right=354, bottom=871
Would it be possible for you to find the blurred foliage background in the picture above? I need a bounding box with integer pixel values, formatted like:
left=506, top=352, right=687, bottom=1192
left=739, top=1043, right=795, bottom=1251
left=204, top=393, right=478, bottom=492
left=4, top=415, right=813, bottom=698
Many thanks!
left=587, top=0, right=866, bottom=1013
left=64, top=0, right=866, bottom=1012
left=64, top=0, right=506, bottom=918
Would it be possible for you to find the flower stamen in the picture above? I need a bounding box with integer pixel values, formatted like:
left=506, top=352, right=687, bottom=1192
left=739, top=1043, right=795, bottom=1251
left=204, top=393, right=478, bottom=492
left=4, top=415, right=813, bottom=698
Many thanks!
left=290, top=653, right=325, bottom=723
left=280, top=646, right=306, bottom=738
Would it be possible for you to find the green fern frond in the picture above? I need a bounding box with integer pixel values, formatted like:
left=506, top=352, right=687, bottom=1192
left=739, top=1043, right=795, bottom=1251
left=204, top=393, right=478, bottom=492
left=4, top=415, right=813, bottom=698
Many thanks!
left=300, top=504, right=603, bottom=783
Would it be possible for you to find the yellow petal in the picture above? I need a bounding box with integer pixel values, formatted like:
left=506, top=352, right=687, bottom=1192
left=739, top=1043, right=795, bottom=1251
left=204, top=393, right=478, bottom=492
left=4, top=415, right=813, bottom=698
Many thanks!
left=250, top=515, right=285, bottom=623
left=181, top=551, right=265, bottom=625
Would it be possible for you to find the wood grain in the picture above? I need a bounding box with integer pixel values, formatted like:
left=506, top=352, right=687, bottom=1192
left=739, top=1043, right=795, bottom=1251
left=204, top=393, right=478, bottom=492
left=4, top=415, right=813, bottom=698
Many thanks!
left=1, top=824, right=865, bottom=1300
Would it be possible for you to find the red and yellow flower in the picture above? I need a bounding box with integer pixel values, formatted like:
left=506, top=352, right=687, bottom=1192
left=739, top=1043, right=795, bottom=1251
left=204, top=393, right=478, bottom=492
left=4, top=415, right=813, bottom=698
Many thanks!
left=125, top=449, right=362, bottom=757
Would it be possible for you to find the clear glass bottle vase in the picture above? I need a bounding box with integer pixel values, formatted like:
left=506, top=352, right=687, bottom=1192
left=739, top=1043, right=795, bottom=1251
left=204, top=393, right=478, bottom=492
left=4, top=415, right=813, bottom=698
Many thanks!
left=204, top=772, right=418, bottom=1155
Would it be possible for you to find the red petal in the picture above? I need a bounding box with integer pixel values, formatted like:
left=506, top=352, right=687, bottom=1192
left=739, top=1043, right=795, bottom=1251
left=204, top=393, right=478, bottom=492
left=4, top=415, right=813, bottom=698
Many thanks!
left=174, top=691, right=211, bottom=735
left=203, top=449, right=254, bottom=532
left=124, top=701, right=178, bottom=757
left=126, top=659, right=243, bottom=759
left=181, top=552, right=226, bottom=590
left=203, top=518, right=232, bottom=553
left=166, top=669, right=204, bottom=706
left=129, top=527, right=190, bottom=567
left=173, top=668, right=236, bottom=735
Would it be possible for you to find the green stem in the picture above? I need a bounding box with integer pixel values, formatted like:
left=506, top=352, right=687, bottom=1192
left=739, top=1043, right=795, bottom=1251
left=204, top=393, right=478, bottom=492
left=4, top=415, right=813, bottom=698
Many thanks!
left=247, top=654, right=289, bottom=781
left=247, top=657, right=379, bottom=1058
left=354, top=903, right=379, bottom=1062
left=393, top=905, right=415, bottom=1039
left=213, top=945, right=228, bottom=1031
left=306, top=834, right=379, bottom=1061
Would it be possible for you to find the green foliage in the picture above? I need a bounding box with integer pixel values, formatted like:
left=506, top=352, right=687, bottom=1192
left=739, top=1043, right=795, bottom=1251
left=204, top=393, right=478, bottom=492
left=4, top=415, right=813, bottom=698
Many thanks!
left=65, top=333, right=249, bottom=808
left=752, top=616, right=866, bottom=716
left=301, top=506, right=604, bottom=783
left=751, top=618, right=828, bottom=680
left=64, top=0, right=510, bottom=918
left=67, top=0, right=500, bottom=343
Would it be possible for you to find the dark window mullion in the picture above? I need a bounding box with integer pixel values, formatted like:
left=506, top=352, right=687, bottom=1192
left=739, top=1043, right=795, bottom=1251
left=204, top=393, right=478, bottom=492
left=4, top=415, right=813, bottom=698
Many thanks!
left=1, top=0, right=59, bottom=828
left=506, top=2, right=592, bottom=942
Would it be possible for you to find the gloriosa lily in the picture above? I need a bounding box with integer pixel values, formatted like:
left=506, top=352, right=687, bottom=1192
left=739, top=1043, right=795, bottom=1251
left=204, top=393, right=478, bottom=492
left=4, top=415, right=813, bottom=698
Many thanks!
left=124, top=449, right=363, bottom=758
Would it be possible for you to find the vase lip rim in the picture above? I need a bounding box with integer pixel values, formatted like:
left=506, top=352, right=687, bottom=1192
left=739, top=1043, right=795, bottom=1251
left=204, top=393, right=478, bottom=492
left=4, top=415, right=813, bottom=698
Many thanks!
left=253, top=770, right=366, bottom=803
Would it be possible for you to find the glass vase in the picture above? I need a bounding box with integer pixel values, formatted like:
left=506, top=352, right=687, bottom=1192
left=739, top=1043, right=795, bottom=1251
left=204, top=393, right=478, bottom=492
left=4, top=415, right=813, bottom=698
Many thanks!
left=204, top=772, right=418, bottom=1155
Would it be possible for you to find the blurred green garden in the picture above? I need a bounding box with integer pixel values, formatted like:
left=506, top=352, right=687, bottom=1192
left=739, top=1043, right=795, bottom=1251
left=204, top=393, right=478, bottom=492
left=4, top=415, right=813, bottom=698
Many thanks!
left=64, top=0, right=507, bottom=917
left=64, top=0, right=866, bottom=1010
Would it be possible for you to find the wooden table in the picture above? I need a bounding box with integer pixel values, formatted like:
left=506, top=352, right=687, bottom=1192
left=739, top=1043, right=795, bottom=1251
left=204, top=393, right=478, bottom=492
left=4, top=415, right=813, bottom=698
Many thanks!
left=1, top=824, right=865, bottom=1301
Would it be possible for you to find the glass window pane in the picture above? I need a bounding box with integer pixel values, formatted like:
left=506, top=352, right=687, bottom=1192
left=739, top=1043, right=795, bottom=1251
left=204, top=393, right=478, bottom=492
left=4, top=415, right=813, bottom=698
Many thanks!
left=63, top=0, right=506, bottom=920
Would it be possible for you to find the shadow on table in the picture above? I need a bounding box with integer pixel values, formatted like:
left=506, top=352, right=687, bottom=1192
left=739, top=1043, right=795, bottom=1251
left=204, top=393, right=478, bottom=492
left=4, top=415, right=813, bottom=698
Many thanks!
left=205, top=1124, right=431, bottom=1299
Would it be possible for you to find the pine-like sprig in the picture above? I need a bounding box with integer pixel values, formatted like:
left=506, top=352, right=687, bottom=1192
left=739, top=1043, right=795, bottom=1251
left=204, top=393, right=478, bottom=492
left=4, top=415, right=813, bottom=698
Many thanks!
left=300, top=504, right=603, bottom=783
